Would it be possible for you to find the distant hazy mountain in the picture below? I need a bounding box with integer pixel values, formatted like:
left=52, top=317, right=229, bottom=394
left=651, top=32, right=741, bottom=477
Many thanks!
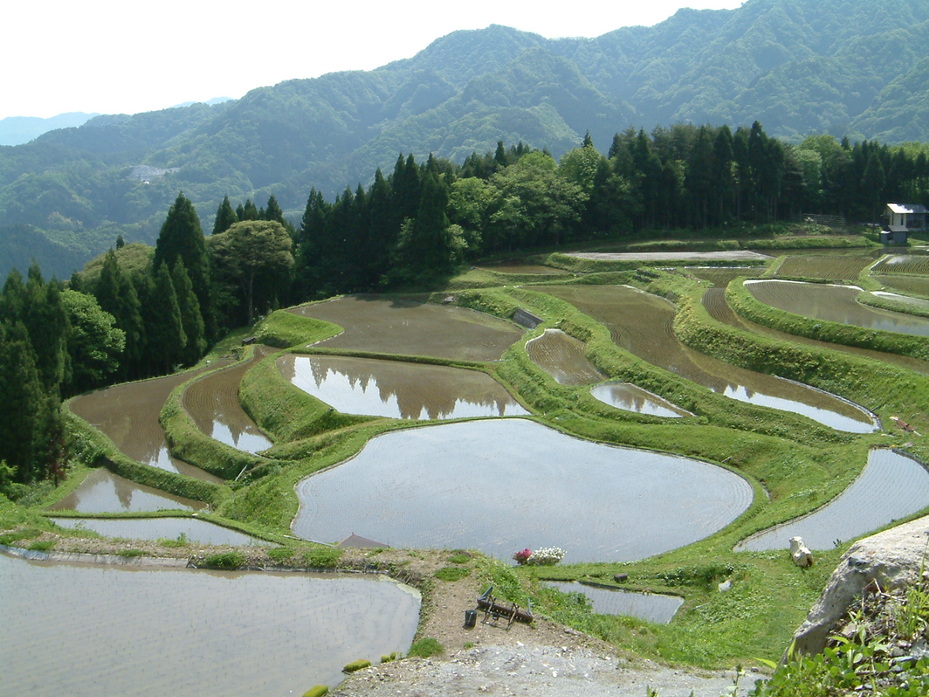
left=0, top=112, right=98, bottom=146
left=2, top=0, right=928, bottom=278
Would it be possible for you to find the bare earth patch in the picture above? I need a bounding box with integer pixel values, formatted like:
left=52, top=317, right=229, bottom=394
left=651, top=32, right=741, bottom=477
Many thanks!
left=568, top=251, right=772, bottom=262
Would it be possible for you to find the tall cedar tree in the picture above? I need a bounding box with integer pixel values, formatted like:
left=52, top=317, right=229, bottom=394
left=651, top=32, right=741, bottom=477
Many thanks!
left=213, top=195, right=238, bottom=234
left=153, top=193, right=214, bottom=341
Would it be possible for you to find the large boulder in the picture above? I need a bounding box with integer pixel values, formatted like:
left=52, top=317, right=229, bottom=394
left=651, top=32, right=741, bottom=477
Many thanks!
left=791, top=515, right=929, bottom=656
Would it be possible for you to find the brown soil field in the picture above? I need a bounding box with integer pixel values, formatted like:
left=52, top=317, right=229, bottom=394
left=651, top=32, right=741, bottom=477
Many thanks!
left=774, top=255, right=874, bottom=281
left=568, top=251, right=771, bottom=262
left=289, top=295, right=523, bottom=360
left=68, top=364, right=229, bottom=482
left=525, top=329, right=605, bottom=385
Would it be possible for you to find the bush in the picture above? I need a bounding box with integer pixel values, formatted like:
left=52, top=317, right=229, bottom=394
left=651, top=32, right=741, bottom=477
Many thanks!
left=302, top=547, right=342, bottom=568
left=342, top=659, right=371, bottom=673
left=201, top=551, right=245, bottom=569
left=407, top=637, right=444, bottom=658
left=268, top=547, right=295, bottom=562
left=301, top=687, right=328, bottom=697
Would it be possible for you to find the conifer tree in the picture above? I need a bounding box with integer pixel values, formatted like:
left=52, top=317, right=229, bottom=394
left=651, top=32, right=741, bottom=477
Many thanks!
left=143, top=264, right=185, bottom=375
left=172, top=261, right=206, bottom=365
left=0, top=322, right=43, bottom=482
left=213, top=195, right=238, bottom=234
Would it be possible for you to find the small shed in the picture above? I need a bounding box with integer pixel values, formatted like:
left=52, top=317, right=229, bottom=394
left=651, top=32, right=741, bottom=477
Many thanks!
left=885, top=203, right=928, bottom=231
left=880, top=226, right=909, bottom=245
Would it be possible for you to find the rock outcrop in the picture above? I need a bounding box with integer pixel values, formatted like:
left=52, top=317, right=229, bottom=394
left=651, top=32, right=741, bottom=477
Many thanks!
left=791, top=515, right=929, bottom=655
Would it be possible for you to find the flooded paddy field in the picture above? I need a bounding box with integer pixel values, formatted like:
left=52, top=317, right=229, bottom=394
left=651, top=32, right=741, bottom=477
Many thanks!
left=567, top=251, right=772, bottom=263
left=0, top=553, right=419, bottom=697
left=537, top=285, right=876, bottom=432
left=703, top=287, right=929, bottom=375
left=182, top=347, right=274, bottom=453
left=69, top=366, right=226, bottom=482
left=526, top=329, right=605, bottom=385
left=872, top=254, right=929, bottom=276
left=736, top=449, right=929, bottom=552
left=590, top=382, right=691, bottom=417
left=871, top=291, right=929, bottom=310
left=293, top=419, right=752, bottom=564
left=279, top=354, right=528, bottom=420
left=288, top=295, right=523, bottom=360
left=874, top=275, right=929, bottom=297
left=48, top=469, right=205, bottom=513
left=48, top=516, right=267, bottom=546
left=746, top=280, right=929, bottom=337
left=544, top=581, right=683, bottom=624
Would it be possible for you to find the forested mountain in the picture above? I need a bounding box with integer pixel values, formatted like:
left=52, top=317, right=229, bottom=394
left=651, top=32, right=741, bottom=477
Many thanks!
left=2, top=0, right=929, bottom=277
left=0, top=113, right=97, bottom=147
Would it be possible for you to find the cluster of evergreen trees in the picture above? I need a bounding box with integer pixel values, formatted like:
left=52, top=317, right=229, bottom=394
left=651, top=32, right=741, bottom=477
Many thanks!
left=291, top=123, right=929, bottom=297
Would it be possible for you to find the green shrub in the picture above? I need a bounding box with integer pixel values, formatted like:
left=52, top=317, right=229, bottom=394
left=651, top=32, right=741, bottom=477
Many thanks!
left=116, top=548, right=145, bottom=558
left=302, top=547, right=342, bottom=568
left=301, top=686, right=328, bottom=697
left=26, top=540, right=56, bottom=552
left=447, top=552, right=471, bottom=564
left=268, top=547, right=295, bottom=562
left=201, top=551, right=245, bottom=569
left=380, top=652, right=399, bottom=663
left=435, top=566, right=470, bottom=582
left=342, top=659, right=371, bottom=673
left=407, top=637, right=444, bottom=658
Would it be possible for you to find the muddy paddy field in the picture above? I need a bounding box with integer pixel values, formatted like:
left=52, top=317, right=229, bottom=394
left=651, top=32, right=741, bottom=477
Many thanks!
left=9, top=239, right=929, bottom=695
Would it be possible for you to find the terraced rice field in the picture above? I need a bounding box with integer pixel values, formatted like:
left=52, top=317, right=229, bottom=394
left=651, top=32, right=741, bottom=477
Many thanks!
left=746, top=280, right=929, bottom=337
left=535, top=285, right=876, bottom=432
left=279, top=354, right=528, bottom=420
left=1, top=554, right=419, bottom=697
left=289, top=295, right=522, bottom=360
left=69, top=364, right=227, bottom=483
left=687, top=267, right=758, bottom=287
left=525, top=329, right=604, bottom=385
left=874, top=274, right=929, bottom=297
left=293, top=419, right=753, bottom=564
left=702, top=287, right=929, bottom=374
left=544, top=581, right=683, bottom=624
left=590, top=382, right=691, bottom=417
left=871, top=254, right=929, bottom=276
left=774, top=255, right=874, bottom=281
left=49, top=516, right=267, bottom=545
left=47, top=469, right=205, bottom=513
left=182, top=346, right=274, bottom=453
left=736, top=449, right=929, bottom=551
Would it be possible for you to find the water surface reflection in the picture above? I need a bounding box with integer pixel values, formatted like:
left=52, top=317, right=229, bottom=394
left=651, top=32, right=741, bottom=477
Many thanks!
left=0, top=554, right=419, bottom=696
left=293, top=419, right=752, bottom=563
left=544, top=581, right=683, bottom=624
left=280, top=354, right=528, bottom=420
left=48, top=469, right=204, bottom=513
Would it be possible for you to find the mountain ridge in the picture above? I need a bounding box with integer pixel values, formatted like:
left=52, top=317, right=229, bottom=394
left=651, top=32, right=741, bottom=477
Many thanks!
left=2, top=0, right=929, bottom=278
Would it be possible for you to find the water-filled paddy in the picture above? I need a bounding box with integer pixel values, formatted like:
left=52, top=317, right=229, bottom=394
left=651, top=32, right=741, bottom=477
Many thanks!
left=703, top=288, right=929, bottom=375
left=537, top=285, right=876, bottom=432
left=875, top=275, right=929, bottom=297
left=736, top=449, right=929, bottom=551
left=289, top=295, right=523, bottom=360
left=590, top=382, right=691, bottom=417
left=746, top=280, right=929, bottom=337
left=0, top=553, right=419, bottom=697
left=525, top=329, right=604, bottom=385
left=293, top=419, right=752, bottom=564
left=279, top=354, right=528, bottom=419
left=48, top=469, right=205, bottom=513
left=544, top=581, right=683, bottom=624
left=69, top=366, right=226, bottom=482
left=182, top=347, right=274, bottom=453
left=49, top=516, right=267, bottom=546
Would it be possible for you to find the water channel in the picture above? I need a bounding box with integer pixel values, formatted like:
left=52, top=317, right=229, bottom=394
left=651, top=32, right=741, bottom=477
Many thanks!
left=535, top=285, right=876, bottom=432
left=293, top=419, right=752, bottom=564
left=279, top=354, right=528, bottom=420
left=0, top=552, right=419, bottom=697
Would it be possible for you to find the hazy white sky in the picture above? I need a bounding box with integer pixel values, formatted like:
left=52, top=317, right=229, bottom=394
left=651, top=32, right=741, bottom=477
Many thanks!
left=2, top=0, right=743, bottom=120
